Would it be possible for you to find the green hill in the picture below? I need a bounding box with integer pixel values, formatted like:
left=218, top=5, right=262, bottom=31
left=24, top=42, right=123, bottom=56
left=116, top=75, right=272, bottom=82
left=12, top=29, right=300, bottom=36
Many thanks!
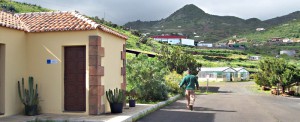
left=124, top=4, right=300, bottom=43
left=232, top=19, right=300, bottom=42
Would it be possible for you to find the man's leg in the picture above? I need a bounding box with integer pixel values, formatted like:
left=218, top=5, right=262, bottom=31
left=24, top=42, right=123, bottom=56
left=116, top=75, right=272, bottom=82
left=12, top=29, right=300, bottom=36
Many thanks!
left=185, top=90, right=190, bottom=109
left=189, top=90, right=195, bottom=111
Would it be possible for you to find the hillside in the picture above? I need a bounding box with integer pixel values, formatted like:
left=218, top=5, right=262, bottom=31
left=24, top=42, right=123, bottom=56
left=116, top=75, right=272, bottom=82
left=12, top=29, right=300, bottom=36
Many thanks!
left=124, top=4, right=300, bottom=43
left=231, top=19, right=300, bottom=43
left=0, top=0, right=50, bottom=12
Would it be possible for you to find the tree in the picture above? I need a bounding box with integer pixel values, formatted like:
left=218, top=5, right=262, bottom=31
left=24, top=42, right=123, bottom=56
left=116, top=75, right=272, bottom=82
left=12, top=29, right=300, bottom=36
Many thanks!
left=158, top=45, right=201, bottom=75
left=256, top=58, right=299, bottom=93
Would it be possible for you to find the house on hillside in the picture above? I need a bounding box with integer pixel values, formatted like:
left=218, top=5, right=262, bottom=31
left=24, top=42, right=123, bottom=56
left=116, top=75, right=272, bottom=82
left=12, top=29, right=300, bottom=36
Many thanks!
left=268, top=37, right=283, bottom=44
left=151, top=35, right=186, bottom=45
left=282, top=38, right=293, bottom=43
left=280, top=50, right=296, bottom=56
left=249, top=56, right=261, bottom=60
left=197, top=43, right=213, bottom=47
left=256, top=28, right=265, bottom=31
left=0, top=10, right=127, bottom=117
left=197, top=67, right=249, bottom=82
left=181, top=38, right=195, bottom=46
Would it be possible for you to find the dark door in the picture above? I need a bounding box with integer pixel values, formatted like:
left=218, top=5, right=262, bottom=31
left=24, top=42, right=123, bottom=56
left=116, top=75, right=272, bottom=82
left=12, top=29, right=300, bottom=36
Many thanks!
left=0, top=44, right=4, bottom=115
left=64, top=46, right=86, bottom=111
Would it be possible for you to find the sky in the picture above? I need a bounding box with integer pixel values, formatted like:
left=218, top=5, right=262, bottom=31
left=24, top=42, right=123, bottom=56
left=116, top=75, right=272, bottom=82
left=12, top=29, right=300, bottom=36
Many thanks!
left=14, top=0, right=300, bottom=25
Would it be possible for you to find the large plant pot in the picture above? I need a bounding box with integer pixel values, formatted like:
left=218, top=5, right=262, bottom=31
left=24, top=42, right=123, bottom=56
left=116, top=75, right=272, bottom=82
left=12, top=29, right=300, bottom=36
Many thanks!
left=109, top=103, right=123, bottom=113
left=129, top=100, right=136, bottom=107
left=25, top=105, right=38, bottom=116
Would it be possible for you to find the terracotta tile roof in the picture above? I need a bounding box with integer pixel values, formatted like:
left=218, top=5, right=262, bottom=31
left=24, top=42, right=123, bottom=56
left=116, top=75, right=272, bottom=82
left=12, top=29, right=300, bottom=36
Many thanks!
left=0, top=11, right=127, bottom=39
left=0, top=11, right=27, bottom=30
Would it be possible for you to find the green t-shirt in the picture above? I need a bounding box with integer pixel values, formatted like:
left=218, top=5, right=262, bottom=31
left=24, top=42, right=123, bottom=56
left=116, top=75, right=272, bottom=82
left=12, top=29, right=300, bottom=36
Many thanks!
left=180, top=74, right=199, bottom=90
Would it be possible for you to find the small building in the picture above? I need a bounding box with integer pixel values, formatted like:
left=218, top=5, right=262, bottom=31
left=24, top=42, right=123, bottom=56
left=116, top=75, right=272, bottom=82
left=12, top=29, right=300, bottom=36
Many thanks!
left=197, top=67, right=237, bottom=82
left=180, top=38, right=195, bottom=46
left=268, top=37, right=283, bottom=44
left=233, top=67, right=250, bottom=81
left=280, top=50, right=296, bottom=56
left=0, top=11, right=127, bottom=117
left=197, top=67, right=249, bottom=82
left=151, top=35, right=186, bottom=45
left=197, top=43, right=213, bottom=47
left=249, top=56, right=261, bottom=60
left=282, top=38, right=293, bottom=43
left=256, top=28, right=265, bottom=31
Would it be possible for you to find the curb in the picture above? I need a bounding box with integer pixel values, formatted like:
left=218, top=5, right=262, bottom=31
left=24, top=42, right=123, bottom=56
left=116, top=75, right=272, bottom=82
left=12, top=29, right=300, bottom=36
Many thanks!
left=123, top=94, right=182, bottom=122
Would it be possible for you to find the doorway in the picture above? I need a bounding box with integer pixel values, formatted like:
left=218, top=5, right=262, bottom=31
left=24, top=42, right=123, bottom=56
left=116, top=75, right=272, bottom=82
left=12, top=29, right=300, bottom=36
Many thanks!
left=64, top=46, right=86, bottom=111
left=0, top=44, right=5, bottom=115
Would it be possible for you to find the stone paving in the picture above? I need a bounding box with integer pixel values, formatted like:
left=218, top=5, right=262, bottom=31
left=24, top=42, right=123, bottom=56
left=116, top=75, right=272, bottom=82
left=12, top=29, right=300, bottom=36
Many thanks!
left=0, top=104, right=154, bottom=122
left=0, top=94, right=181, bottom=122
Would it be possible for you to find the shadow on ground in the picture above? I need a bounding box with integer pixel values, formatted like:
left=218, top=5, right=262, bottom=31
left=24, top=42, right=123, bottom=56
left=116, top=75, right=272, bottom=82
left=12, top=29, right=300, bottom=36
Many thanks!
left=164, top=99, right=236, bottom=112
left=199, top=86, right=232, bottom=94
left=138, top=97, right=236, bottom=122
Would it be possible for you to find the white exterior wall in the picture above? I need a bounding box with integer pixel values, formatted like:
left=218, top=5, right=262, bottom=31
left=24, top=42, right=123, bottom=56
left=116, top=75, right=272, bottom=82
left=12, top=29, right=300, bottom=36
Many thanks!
left=181, top=39, right=195, bottom=46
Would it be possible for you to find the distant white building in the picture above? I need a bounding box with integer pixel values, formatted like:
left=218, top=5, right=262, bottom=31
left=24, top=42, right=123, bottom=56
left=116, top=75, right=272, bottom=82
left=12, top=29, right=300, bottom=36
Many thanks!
left=181, top=39, right=195, bottom=46
left=197, top=43, right=213, bottom=47
left=249, top=56, right=261, bottom=60
left=256, top=28, right=265, bottom=31
left=280, top=50, right=296, bottom=56
left=151, top=35, right=186, bottom=45
left=282, top=38, right=293, bottom=43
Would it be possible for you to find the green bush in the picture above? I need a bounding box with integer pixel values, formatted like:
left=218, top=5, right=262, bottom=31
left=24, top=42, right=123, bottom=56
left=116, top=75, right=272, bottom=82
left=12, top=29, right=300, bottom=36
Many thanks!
left=165, top=71, right=183, bottom=95
left=126, top=55, right=169, bottom=102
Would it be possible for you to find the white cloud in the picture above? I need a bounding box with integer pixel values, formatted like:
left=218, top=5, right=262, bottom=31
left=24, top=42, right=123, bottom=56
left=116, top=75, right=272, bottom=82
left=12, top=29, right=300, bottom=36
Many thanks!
left=13, top=0, right=300, bottom=25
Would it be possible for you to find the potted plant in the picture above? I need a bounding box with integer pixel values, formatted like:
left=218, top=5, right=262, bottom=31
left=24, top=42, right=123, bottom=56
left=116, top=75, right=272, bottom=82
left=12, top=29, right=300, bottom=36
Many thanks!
left=106, top=88, right=125, bottom=113
left=128, top=89, right=137, bottom=107
left=17, top=77, right=39, bottom=116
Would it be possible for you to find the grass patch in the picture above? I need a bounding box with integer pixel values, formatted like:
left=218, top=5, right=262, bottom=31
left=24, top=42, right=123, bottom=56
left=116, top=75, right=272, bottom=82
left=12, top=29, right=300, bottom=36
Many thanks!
left=247, top=84, right=271, bottom=94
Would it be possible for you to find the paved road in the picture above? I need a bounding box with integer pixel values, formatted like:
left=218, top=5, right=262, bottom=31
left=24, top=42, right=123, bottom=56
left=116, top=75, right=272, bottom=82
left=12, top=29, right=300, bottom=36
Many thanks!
left=138, top=82, right=300, bottom=122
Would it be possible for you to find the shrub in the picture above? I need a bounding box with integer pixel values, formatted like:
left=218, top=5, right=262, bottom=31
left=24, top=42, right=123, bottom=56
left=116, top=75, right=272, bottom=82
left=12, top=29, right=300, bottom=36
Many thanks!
left=165, top=71, right=183, bottom=95
left=126, top=55, right=169, bottom=102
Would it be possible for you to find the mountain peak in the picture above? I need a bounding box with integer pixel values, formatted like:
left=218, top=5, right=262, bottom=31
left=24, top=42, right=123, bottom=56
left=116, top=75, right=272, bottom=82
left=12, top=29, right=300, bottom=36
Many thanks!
left=178, top=4, right=205, bottom=14
left=165, top=4, right=206, bottom=21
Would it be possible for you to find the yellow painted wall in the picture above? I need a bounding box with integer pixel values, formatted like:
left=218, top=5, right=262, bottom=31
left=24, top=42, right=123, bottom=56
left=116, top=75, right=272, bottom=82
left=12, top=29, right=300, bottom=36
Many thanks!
left=96, top=30, right=126, bottom=113
left=26, top=30, right=97, bottom=115
left=0, top=26, right=126, bottom=116
left=0, top=27, right=27, bottom=117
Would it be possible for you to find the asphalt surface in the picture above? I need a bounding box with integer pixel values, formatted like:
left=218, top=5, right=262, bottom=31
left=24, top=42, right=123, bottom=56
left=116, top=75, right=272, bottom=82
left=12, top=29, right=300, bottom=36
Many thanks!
left=138, top=82, right=300, bottom=122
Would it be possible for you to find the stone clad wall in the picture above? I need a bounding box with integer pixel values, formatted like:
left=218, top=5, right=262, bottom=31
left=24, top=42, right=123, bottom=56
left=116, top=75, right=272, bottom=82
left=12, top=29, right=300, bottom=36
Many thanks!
left=89, top=36, right=105, bottom=115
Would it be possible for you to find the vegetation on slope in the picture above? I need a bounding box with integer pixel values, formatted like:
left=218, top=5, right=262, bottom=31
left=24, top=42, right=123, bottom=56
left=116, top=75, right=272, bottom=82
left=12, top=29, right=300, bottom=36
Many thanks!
left=234, top=19, right=300, bottom=42
left=0, top=0, right=50, bottom=13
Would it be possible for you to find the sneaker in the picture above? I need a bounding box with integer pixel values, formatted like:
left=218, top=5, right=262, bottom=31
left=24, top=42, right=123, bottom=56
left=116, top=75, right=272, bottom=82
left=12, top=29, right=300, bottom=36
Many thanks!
left=189, top=105, right=193, bottom=111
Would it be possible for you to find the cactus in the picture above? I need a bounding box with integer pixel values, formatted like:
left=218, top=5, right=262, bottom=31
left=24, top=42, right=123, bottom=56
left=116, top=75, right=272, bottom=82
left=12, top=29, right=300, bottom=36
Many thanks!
left=17, top=77, right=39, bottom=106
left=106, top=88, right=124, bottom=103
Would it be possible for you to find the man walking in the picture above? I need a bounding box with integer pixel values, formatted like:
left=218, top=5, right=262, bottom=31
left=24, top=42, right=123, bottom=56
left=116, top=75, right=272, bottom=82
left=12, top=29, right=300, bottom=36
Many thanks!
left=179, top=69, right=199, bottom=111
